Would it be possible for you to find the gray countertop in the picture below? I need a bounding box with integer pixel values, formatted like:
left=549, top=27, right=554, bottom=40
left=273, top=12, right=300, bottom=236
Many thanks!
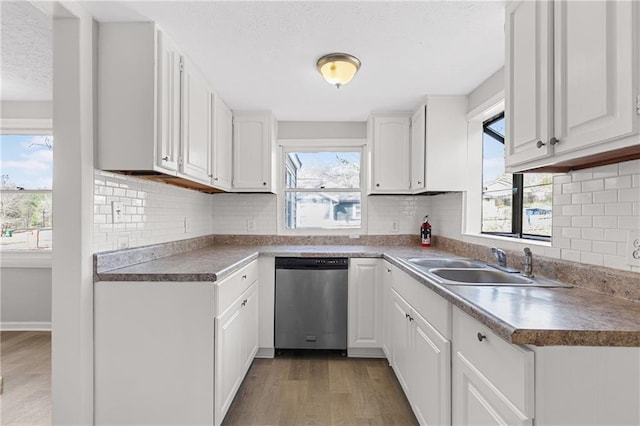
left=95, top=243, right=640, bottom=347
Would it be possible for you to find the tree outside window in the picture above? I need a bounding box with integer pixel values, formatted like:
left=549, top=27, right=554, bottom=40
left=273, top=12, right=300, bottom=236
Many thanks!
left=0, top=134, right=53, bottom=249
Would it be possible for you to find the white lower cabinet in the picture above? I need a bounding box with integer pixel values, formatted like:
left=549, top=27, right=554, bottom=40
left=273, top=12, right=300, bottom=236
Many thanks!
left=381, top=260, right=394, bottom=359
left=348, top=258, right=383, bottom=357
left=452, top=307, right=534, bottom=426
left=215, top=282, right=258, bottom=425
left=389, top=268, right=452, bottom=426
left=94, top=260, right=259, bottom=426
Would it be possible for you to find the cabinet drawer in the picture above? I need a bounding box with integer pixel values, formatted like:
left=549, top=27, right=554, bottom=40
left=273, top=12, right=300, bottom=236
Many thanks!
left=393, top=267, right=451, bottom=339
left=453, top=306, right=534, bottom=416
left=215, top=260, right=258, bottom=317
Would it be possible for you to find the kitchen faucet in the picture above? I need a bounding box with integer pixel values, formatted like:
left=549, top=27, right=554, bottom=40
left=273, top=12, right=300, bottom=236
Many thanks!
left=523, top=247, right=534, bottom=277
left=491, top=247, right=507, bottom=268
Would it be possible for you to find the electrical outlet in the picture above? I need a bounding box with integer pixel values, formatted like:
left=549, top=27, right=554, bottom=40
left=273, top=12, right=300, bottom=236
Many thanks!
left=184, top=217, right=190, bottom=234
left=247, top=217, right=256, bottom=233
left=391, top=219, right=400, bottom=233
left=112, top=201, right=124, bottom=224
left=627, top=231, right=640, bottom=266
left=117, top=235, right=129, bottom=249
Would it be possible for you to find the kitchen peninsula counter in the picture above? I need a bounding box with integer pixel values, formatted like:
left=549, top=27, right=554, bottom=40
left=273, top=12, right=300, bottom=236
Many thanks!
left=94, top=240, right=640, bottom=347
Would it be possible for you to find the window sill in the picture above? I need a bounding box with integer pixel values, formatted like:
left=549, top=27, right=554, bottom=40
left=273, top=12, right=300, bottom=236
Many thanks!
left=0, top=251, right=52, bottom=268
left=462, top=232, right=552, bottom=248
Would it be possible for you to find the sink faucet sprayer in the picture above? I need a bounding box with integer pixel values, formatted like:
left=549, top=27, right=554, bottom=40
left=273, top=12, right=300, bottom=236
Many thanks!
left=491, top=247, right=507, bottom=268
left=523, top=247, right=534, bottom=277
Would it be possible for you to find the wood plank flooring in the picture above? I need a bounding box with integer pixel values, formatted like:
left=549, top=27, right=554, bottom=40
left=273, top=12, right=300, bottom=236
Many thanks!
left=0, top=331, right=52, bottom=425
left=223, top=350, right=418, bottom=426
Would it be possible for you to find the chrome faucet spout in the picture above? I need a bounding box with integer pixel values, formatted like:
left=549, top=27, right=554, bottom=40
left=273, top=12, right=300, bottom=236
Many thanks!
left=491, top=247, right=507, bottom=268
left=523, top=247, right=534, bottom=277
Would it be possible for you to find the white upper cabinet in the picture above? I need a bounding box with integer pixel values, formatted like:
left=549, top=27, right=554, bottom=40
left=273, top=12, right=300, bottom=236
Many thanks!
left=370, top=97, right=468, bottom=194
left=156, top=30, right=182, bottom=173
left=506, top=0, right=640, bottom=173
left=369, top=114, right=412, bottom=193
left=211, top=96, right=233, bottom=190
left=423, top=97, right=468, bottom=191
left=180, top=57, right=213, bottom=185
left=98, top=23, right=181, bottom=174
left=232, top=111, right=276, bottom=192
left=410, top=106, right=427, bottom=192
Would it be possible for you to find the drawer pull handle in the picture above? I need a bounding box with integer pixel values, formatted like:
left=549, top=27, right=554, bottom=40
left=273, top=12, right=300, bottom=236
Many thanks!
left=477, top=332, right=486, bottom=342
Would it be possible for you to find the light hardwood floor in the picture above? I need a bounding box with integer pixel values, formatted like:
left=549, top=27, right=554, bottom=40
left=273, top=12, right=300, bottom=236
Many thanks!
left=223, top=350, right=418, bottom=426
left=0, top=331, right=52, bottom=425
left=0, top=334, right=416, bottom=425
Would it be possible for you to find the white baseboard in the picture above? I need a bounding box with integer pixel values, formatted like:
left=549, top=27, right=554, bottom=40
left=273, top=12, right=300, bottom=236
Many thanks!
left=255, top=347, right=275, bottom=358
left=1, top=321, right=51, bottom=331
left=348, top=347, right=386, bottom=358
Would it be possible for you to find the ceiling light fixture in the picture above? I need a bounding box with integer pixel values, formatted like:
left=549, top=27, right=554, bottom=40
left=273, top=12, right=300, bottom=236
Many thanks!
left=316, top=53, right=361, bottom=89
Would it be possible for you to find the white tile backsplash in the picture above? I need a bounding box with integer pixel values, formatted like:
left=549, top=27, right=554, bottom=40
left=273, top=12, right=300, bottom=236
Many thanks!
left=92, top=171, right=214, bottom=252
left=211, top=193, right=277, bottom=235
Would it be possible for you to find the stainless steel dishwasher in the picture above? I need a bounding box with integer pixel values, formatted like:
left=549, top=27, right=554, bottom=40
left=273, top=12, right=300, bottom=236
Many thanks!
left=275, top=257, right=348, bottom=351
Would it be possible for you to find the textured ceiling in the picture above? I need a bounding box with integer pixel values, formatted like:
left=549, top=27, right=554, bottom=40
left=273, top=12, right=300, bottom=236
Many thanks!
left=3, top=1, right=505, bottom=121
left=1, top=1, right=52, bottom=101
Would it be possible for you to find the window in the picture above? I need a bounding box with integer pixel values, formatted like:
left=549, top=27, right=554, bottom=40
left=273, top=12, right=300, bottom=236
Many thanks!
left=281, top=145, right=363, bottom=233
left=481, top=113, right=552, bottom=239
left=0, top=134, right=53, bottom=250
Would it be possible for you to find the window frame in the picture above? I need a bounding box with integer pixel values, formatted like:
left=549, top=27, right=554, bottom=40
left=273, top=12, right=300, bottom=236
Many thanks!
left=1, top=118, right=54, bottom=257
left=276, top=139, right=367, bottom=236
left=481, top=113, right=551, bottom=242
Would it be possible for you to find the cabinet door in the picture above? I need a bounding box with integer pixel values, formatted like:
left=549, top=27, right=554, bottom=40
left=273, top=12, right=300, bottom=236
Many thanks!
left=381, top=262, right=394, bottom=360
left=241, top=282, right=259, bottom=374
left=410, top=105, right=426, bottom=193
left=553, top=0, right=637, bottom=155
left=211, top=95, right=233, bottom=190
left=156, top=29, right=181, bottom=173
left=233, top=113, right=272, bottom=191
left=411, top=309, right=451, bottom=426
left=180, top=58, right=212, bottom=184
left=215, top=302, right=243, bottom=425
left=453, top=352, right=532, bottom=426
left=348, top=259, right=382, bottom=351
left=371, top=116, right=411, bottom=193
left=505, top=0, right=553, bottom=171
left=390, top=291, right=412, bottom=394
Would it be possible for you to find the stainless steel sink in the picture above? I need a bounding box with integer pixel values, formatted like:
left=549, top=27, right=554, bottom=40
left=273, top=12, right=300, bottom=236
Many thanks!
left=427, top=268, right=571, bottom=287
left=406, top=258, right=486, bottom=269
left=429, top=268, right=533, bottom=284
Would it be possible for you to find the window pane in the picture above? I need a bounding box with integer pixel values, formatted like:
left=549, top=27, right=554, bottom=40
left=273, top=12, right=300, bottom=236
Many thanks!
left=284, top=192, right=361, bottom=230
left=0, top=135, right=53, bottom=189
left=482, top=189, right=512, bottom=233
left=285, top=152, right=360, bottom=189
left=0, top=192, right=52, bottom=249
left=522, top=174, right=553, bottom=237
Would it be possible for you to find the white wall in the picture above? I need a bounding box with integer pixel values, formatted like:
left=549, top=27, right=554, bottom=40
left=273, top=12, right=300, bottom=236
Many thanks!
left=0, top=101, right=52, bottom=120
left=93, top=171, right=215, bottom=252
left=1, top=267, right=51, bottom=330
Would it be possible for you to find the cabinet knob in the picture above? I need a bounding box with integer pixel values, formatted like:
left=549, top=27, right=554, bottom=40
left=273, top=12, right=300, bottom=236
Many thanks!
left=386, top=268, right=391, bottom=273
left=242, top=274, right=247, bottom=279
left=477, top=332, right=487, bottom=342
left=208, top=174, right=213, bottom=178
left=241, top=299, right=247, bottom=307
left=262, top=182, right=267, bottom=186
left=549, top=137, right=559, bottom=146
left=162, top=156, right=169, bottom=161
left=418, top=181, right=422, bottom=185
left=408, top=316, right=414, bottom=322
left=405, top=313, right=410, bottom=320
left=536, top=140, right=545, bottom=149
left=214, top=177, right=218, bottom=181
left=376, top=183, right=380, bottom=187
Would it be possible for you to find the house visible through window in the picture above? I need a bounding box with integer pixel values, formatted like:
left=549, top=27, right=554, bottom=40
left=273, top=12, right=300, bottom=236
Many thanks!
left=482, top=114, right=552, bottom=239
left=0, top=134, right=53, bottom=249
left=282, top=149, right=362, bottom=231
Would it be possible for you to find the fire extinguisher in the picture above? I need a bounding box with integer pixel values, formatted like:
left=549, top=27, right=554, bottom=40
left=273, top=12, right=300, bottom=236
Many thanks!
left=421, top=215, right=431, bottom=247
